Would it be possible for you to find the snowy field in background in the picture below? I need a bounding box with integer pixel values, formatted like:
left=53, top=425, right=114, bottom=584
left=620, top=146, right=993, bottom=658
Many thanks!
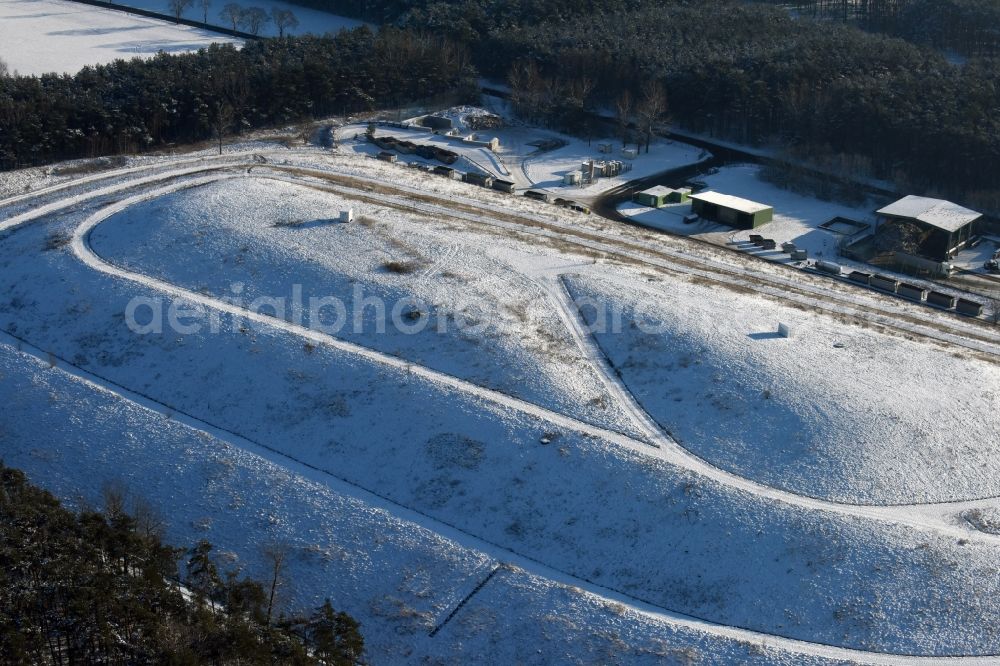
left=0, top=0, right=242, bottom=75
left=113, top=0, right=367, bottom=37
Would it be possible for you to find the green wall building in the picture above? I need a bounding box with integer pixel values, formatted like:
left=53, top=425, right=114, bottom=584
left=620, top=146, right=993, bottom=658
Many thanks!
left=689, top=191, right=773, bottom=229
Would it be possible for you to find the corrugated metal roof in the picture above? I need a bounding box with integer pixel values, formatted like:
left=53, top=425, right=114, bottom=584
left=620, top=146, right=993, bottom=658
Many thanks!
left=689, top=191, right=772, bottom=214
left=876, top=195, right=981, bottom=233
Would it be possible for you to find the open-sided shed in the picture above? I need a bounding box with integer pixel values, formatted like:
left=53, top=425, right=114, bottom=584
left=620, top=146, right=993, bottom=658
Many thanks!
left=875, top=195, right=981, bottom=261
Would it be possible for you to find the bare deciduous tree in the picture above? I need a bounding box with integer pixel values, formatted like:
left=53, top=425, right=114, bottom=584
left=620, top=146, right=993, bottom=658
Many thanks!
left=508, top=61, right=552, bottom=123
left=564, top=75, right=595, bottom=142
left=212, top=100, right=234, bottom=155
left=100, top=480, right=165, bottom=541
left=562, top=75, right=594, bottom=117
left=101, top=479, right=128, bottom=521
left=239, top=6, right=270, bottom=35
left=199, top=0, right=211, bottom=23
left=261, top=543, right=290, bottom=626
left=615, top=89, right=632, bottom=148
left=130, top=494, right=166, bottom=541
left=271, top=8, right=298, bottom=37
left=167, top=0, right=193, bottom=21
left=219, top=2, right=242, bottom=30
left=636, top=81, right=668, bottom=153
left=0, top=58, right=8, bottom=77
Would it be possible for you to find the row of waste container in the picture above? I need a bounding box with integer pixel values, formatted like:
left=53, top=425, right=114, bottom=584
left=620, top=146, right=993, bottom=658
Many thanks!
left=813, top=261, right=984, bottom=316
left=745, top=233, right=985, bottom=317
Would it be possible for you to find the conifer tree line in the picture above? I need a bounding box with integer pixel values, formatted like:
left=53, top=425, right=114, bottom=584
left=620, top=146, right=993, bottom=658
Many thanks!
left=223, top=0, right=1000, bottom=200
left=0, top=28, right=472, bottom=169
left=258, top=0, right=1000, bottom=59
left=481, top=3, right=1000, bottom=198
left=757, top=0, right=1000, bottom=57
left=0, top=463, right=364, bottom=664
left=4, top=1, right=1000, bottom=202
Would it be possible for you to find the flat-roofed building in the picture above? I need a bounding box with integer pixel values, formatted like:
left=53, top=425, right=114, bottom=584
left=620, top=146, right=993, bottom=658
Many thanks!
left=689, top=191, right=773, bottom=229
left=634, top=186, right=692, bottom=208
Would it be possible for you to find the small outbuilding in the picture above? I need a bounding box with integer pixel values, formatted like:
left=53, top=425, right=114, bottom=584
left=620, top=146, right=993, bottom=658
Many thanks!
left=875, top=195, right=982, bottom=261
left=633, top=186, right=673, bottom=208
left=634, top=186, right=691, bottom=208
left=688, top=191, right=774, bottom=229
left=563, top=171, right=582, bottom=186
left=667, top=187, right=692, bottom=203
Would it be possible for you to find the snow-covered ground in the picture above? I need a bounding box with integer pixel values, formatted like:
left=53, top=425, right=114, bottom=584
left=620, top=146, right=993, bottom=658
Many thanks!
left=112, top=0, right=366, bottom=37
left=620, top=163, right=1000, bottom=304
left=620, top=164, right=874, bottom=259
left=522, top=136, right=707, bottom=198
left=564, top=271, right=1000, bottom=504
left=952, top=236, right=1000, bottom=273
left=3, top=145, right=1000, bottom=661
left=0, top=339, right=873, bottom=666
left=0, top=0, right=242, bottom=76
left=86, top=176, right=644, bottom=437
left=335, top=106, right=709, bottom=196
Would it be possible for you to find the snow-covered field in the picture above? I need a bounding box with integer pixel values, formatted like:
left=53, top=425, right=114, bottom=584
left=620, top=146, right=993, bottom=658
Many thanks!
left=0, top=341, right=864, bottom=666
left=0, top=0, right=241, bottom=75
left=112, top=0, right=366, bottom=37
left=565, top=271, right=1000, bottom=504
left=86, top=176, right=643, bottom=437
left=2, top=144, right=1000, bottom=662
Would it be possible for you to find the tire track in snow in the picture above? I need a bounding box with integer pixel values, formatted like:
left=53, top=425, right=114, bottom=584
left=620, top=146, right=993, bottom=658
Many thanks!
left=4, top=164, right=1000, bottom=660
left=536, top=274, right=670, bottom=448
left=3, top=159, right=998, bottom=513
left=1, top=162, right=994, bottom=518
left=65, top=173, right=1000, bottom=531
left=2, top=333, right=998, bottom=665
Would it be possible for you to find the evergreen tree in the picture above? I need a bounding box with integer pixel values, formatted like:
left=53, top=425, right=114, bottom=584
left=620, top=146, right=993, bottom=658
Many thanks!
left=0, top=463, right=361, bottom=664
left=308, top=599, right=364, bottom=665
